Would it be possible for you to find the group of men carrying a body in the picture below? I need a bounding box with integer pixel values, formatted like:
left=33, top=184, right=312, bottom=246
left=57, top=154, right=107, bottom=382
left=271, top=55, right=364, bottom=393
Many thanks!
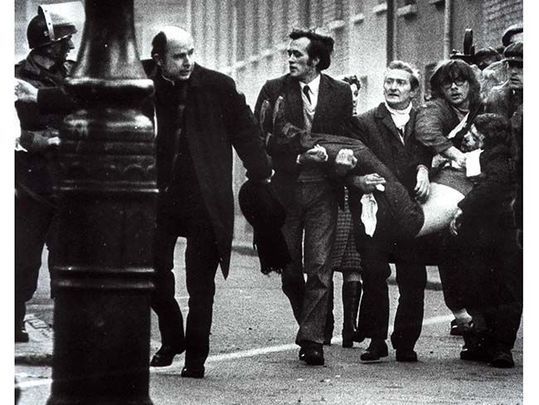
left=15, top=3, right=522, bottom=379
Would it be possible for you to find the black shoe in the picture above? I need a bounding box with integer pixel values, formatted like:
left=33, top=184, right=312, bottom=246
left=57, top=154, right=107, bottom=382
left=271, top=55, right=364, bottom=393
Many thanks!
left=298, top=346, right=306, bottom=361
left=450, top=319, right=472, bottom=336
left=181, top=365, right=205, bottom=378
left=150, top=344, right=185, bottom=367
left=15, top=326, right=29, bottom=343
left=490, top=350, right=514, bottom=368
left=360, top=340, right=388, bottom=362
left=396, top=349, right=418, bottom=362
left=353, top=332, right=365, bottom=344
left=342, top=331, right=354, bottom=348
left=300, top=342, right=324, bottom=366
left=459, top=346, right=492, bottom=362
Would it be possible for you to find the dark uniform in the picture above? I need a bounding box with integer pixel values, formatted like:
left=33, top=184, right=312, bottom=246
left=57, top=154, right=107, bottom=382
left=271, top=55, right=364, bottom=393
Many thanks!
left=15, top=51, right=74, bottom=339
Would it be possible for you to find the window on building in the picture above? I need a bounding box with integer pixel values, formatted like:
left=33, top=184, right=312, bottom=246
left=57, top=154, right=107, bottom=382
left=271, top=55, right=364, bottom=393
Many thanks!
left=252, top=2, right=260, bottom=53
left=352, top=0, right=365, bottom=14
left=315, top=0, right=324, bottom=26
left=300, top=0, right=311, bottom=28
left=215, top=0, right=221, bottom=65
left=235, top=0, right=246, bottom=61
left=335, top=0, right=345, bottom=20
left=399, top=0, right=416, bottom=6
left=423, top=62, right=437, bottom=101
left=266, top=1, right=274, bottom=49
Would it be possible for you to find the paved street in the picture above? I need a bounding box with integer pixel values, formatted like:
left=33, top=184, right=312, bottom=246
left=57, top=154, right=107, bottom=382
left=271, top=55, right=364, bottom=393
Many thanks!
left=15, top=242, right=523, bottom=404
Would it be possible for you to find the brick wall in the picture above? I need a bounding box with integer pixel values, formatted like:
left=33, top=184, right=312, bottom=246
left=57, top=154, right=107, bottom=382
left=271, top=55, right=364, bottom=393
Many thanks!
left=482, top=0, right=523, bottom=48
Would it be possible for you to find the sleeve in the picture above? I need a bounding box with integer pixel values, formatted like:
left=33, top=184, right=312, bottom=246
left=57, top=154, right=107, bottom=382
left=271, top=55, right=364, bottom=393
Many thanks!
left=224, top=80, right=272, bottom=181
left=415, top=102, right=454, bottom=154
left=37, top=87, right=78, bottom=114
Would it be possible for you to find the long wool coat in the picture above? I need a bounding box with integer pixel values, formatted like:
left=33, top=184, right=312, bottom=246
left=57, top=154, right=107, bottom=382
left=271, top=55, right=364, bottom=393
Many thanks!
left=146, top=62, right=272, bottom=277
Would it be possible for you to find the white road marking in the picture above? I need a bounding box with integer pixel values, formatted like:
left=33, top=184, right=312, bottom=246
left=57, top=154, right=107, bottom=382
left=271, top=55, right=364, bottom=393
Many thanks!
left=16, top=314, right=455, bottom=387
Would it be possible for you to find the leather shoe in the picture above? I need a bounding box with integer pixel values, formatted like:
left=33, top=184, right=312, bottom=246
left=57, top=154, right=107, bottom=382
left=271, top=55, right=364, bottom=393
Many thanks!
left=489, top=350, right=514, bottom=368
left=396, top=349, right=418, bottom=362
left=15, top=326, right=29, bottom=343
left=150, top=344, right=185, bottom=367
left=181, top=365, right=205, bottom=378
left=459, top=346, right=492, bottom=362
left=300, top=342, right=324, bottom=366
left=450, top=319, right=473, bottom=336
left=360, top=340, right=388, bottom=362
left=298, top=347, right=306, bottom=361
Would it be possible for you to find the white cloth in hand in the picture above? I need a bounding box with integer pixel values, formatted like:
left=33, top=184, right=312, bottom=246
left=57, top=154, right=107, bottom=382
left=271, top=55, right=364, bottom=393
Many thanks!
left=360, top=193, right=378, bottom=237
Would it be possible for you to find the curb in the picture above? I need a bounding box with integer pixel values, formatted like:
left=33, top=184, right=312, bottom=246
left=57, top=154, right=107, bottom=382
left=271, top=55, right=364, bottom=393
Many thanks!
left=15, top=314, right=53, bottom=367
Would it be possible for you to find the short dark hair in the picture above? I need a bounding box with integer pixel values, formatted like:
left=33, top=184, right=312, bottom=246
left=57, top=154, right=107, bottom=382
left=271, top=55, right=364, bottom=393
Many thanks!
left=473, top=113, right=512, bottom=148
left=429, top=59, right=481, bottom=107
left=386, top=60, right=420, bottom=90
left=151, top=31, right=168, bottom=58
left=289, top=29, right=334, bottom=71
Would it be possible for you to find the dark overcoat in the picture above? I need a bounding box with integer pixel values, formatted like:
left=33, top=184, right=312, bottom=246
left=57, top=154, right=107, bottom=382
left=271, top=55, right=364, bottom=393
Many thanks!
left=145, top=62, right=272, bottom=277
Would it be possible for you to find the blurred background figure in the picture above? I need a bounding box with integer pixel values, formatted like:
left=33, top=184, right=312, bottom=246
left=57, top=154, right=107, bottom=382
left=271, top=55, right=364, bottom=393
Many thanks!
left=473, top=47, right=502, bottom=71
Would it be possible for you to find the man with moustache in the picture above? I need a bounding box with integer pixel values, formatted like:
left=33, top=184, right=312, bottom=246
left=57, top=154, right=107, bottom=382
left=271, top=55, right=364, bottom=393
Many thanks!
left=255, top=29, right=353, bottom=366
left=144, top=26, right=271, bottom=377
left=349, top=61, right=431, bottom=362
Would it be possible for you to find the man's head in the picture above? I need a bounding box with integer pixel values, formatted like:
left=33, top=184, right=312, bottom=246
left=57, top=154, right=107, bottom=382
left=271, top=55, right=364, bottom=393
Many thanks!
left=287, top=29, right=334, bottom=83
left=474, top=47, right=502, bottom=71
left=27, top=5, right=77, bottom=64
left=151, top=26, right=195, bottom=81
left=430, top=59, right=481, bottom=109
left=469, top=113, right=512, bottom=150
left=504, top=41, right=523, bottom=90
left=383, top=60, right=420, bottom=110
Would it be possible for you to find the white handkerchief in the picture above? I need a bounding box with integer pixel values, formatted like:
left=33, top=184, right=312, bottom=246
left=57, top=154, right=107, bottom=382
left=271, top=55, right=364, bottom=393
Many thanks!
left=360, top=193, right=378, bottom=237
left=465, top=149, right=483, bottom=177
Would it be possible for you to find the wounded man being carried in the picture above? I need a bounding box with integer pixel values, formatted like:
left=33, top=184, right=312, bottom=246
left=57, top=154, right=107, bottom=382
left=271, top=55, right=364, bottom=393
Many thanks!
left=262, top=95, right=475, bottom=245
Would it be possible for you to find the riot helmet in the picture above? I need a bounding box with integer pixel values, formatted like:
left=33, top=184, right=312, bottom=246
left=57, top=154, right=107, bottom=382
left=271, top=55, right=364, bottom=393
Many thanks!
left=26, top=2, right=82, bottom=49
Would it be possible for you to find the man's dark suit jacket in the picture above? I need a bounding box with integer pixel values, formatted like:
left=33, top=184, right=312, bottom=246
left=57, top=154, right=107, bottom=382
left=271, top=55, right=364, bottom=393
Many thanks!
left=254, top=73, right=353, bottom=177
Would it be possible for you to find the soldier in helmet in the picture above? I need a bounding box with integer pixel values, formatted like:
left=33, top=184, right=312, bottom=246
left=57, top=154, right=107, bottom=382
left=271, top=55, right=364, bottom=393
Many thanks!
left=14, top=3, right=78, bottom=343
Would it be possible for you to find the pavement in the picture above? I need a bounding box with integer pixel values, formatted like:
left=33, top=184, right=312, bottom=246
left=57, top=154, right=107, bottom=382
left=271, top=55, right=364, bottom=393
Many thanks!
left=14, top=241, right=442, bottom=367
left=14, top=242, right=524, bottom=405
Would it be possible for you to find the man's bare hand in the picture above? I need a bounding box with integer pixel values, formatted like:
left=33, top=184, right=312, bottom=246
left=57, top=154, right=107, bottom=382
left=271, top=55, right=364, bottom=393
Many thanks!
left=414, top=166, right=430, bottom=202
left=350, top=173, right=386, bottom=193
left=298, top=144, right=328, bottom=164
left=335, top=148, right=357, bottom=176
left=449, top=208, right=463, bottom=236
left=15, top=78, right=38, bottom=103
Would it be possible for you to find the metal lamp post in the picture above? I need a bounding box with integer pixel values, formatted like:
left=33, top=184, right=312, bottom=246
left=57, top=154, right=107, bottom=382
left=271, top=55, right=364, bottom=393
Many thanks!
left=47, top=0, right=156, bottom=403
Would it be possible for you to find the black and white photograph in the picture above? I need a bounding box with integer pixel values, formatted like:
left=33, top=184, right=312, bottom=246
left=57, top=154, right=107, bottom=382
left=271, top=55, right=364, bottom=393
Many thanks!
left=10, top=0, right=530, bottom=403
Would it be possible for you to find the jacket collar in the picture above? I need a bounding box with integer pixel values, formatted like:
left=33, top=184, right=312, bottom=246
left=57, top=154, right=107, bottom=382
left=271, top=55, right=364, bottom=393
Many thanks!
left=17, top=51, right=68, bottom=84
left=375, top=102, right=417, bottom=142
left=151, top=62, right=203, bottom=89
